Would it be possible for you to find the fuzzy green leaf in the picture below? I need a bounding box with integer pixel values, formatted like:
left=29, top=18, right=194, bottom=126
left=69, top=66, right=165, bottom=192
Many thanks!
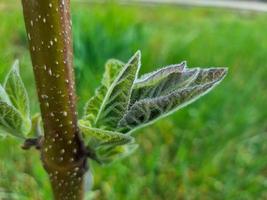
left=79, top=120, right=134, bottom=146
left=102, top=59, right=125, bottom=88
left=92, top=51, right=141, bottom=130
left=119, top=68, right=227, bottom=133
left=131, top=63, right=200, bottom=104
left=84, top=59, right=125, bottom=125
left=4, top=60, right=31, bottom=133
left=94, top=143, right=138, bottom=165
left=0, top=101, right=24, bottom=138
left=134, top=61, right=186, bottom=88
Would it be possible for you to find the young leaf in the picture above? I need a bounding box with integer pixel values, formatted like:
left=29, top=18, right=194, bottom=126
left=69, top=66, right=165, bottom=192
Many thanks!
left=79, top=120, right=134, bottom=146
left=84, top=59, right=124, bottom=125
left=0, top=101, right=24, bottom=138
left=134, top=61, right=186, bottom=88
left=4, top=60, right=31, bottom=133
left=94, top=143, right=138, bottom=165
left=131, top=68, right=200, bottom=105
left=93, top=51, right=141, bottom=130
left=119, top=68, right=227, bottom=133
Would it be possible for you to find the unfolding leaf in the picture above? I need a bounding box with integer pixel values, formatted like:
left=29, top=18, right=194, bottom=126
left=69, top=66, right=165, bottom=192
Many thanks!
left=94, top=51, right=141, bottom=130
left=134, top=61, right=186, bottom=88
left=4, top=60, right=31, bottom=133
left=0, top=101, right=24, bottom=138
left=84, top=59, right=124, bottom=125
left=119, top=68, right=227, bottom=133
left=95, top=143, right=138, bottom=165
left=131, top=67, right=200, bottom=104
left=79, top=120, right=134, bottom=146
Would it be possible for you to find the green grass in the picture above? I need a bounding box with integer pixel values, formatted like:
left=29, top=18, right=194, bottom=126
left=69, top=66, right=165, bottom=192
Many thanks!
left=1, top=2, right=267, bottom=200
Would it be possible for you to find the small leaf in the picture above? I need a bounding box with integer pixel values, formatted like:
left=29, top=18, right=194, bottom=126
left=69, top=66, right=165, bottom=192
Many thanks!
left=0, top=101, right=24, bottom=138
left=84, top=59, right=124, bottom=125
left=119, top=68, right=227, bottom=133
left=79, top=120, right=134, bottom=146
left=92, top=51, right=141, bottom=130
left=4, top=60, right=31, bottom=133
left=94, top=143, right=138, bottom=165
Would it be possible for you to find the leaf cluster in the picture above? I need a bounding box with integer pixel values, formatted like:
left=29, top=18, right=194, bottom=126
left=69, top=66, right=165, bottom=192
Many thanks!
left=0, top=52, right=227, bottom=164
left=79, top=51, right=227, bottom=164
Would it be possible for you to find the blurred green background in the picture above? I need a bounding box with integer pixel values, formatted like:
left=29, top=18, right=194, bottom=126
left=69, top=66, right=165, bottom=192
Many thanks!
left=1, top=1, right=267, bottom=199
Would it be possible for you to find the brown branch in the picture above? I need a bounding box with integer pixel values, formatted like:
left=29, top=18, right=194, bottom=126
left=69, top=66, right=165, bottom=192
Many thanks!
left=21, top=0, right=88, bottom=199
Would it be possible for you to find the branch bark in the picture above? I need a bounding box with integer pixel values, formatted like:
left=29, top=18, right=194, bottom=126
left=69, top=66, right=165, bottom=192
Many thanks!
left=21, top=0, right=87, bottom=199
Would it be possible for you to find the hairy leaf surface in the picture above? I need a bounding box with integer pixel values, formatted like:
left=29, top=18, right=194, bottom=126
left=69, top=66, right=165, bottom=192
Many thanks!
left=84, top=59, right=125, bottom=125
left=134, top=61, right=186, bottom=88
left=79, top=120, right=134, bottom=146
left=119, top=68, right=227, bottom=132
left=131, top=67, right=200, bottom=104
left=0, top=101, right=24, bottom=137
left=94, top=51, right=141, bottom=130
left=95, top=143, right=138, bottom=164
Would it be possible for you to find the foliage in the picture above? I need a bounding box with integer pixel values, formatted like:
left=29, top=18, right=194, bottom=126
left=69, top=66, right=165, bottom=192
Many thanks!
left=79, top=51, right=226, bottom=164
left=1, top=2, right=267, bottom=200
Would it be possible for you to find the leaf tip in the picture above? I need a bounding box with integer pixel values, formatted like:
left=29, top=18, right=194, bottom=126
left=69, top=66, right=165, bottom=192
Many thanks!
left=131, top=50, right=141, bottom=65
left=214, top=67, right=228, bottom=82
